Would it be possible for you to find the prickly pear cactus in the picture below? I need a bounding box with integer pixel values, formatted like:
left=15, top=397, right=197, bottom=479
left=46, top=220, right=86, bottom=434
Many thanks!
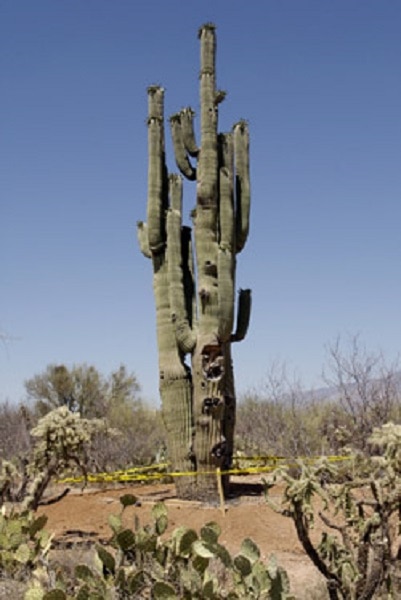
left=0, top=509, right=51, bottom=579
left=95, top=498, right=292, bottom=599
left=138, top=24, right=251, bottom=500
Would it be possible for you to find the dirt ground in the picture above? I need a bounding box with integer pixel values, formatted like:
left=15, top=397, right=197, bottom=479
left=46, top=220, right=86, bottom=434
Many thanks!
left=38, top=477, right=327, bottom=599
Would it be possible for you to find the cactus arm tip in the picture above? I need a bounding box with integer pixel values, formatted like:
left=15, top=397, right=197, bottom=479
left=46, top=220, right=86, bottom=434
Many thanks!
left=198, top=22, right=216, bottom=38
left=137, top=221, right=151, bottom=258
left=180, top=107, right=199, bottom=158
left=215, top=90, right=226, bottom=105
left=147, top=84, right=165, bottom=94
left=231, top=288, right=252, bottom=343
left=170, top=113, right=197, bottom=181
left=147, top=85, right=168, bottom=252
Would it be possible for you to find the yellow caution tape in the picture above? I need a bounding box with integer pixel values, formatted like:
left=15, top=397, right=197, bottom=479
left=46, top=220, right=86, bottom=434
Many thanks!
left=57, top=454, right=351, bottom=485
left=232, top=455, right=349, bottom=463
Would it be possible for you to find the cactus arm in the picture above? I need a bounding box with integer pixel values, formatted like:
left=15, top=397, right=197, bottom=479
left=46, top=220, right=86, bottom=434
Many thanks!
left=180, top=107, right=199, bottom=157
left=218, top=132, right=234, bottom=179
left=169, top=114, right=197, bottom=181
left=197, top=23, right=218, bottom=205
left=147, top=86, right=168, bottom=253
left=137, top=221, right=151, bottom=258
left=231, top=288, right=252, bottom=342
left=166, top=174, right=197, bottom=353
left=218, top=131, right=235, bottom=250
left=234, top=121, right=250, bottom=254
left=218, top=168, right=234, bottom=251
left=217, top=248, right=235, bottom=342
left=217, top=166, right=235, bottom=342
left=217, top=132, right=235, bottom=342
left=215, top=89, right=227, bottom=105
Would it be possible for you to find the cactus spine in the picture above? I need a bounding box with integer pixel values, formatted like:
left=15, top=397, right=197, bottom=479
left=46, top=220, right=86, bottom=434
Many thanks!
left=138, top=24, right=251, bottom=501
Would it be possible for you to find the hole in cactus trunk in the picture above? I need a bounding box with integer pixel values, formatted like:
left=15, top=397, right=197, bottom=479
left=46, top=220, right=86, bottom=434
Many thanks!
left=211, top=439, right=227, bottom=458
left=202, top=397, right=221, bottom=415
left=201, top=345, right=224, bottom=381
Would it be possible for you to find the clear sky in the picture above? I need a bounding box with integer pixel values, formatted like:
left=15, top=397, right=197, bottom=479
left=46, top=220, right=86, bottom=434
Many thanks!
left=2, top=1, right=401, bottom=405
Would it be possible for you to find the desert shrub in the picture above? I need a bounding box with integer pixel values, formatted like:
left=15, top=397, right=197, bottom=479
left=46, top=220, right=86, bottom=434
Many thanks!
left=236, top=339, right=401, bottom=460
left=235, top=364, right=331, bottom=458
left=24, top=363, right=167, bottom=471
left=0, top=402, right=33, bottom=462
left=91, top=401, right=167, bottom=471
left=235, top=393, right=331, bottom=458
left=25, top=364, right=111, bottom=419
left=264, top=422, right=401, bottom=600
left=323, top=336, right=401, bottom=452
left=0, top=406, right=110, bottom=511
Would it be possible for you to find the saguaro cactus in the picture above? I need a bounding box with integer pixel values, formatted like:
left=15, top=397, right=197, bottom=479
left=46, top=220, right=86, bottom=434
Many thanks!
left=138, top=24, right=251, bottom=501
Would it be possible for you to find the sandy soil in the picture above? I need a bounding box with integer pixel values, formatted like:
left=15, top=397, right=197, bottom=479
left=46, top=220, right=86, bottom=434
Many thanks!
left=38, top=478, right=327, bottom=598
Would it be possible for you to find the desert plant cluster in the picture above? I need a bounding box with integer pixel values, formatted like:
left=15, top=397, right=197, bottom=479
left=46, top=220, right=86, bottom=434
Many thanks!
left=3, top=11, right=399, bottom=598
left=265, top=423, right=401, bottom=599
left=0, top=338, right=400, bottom=598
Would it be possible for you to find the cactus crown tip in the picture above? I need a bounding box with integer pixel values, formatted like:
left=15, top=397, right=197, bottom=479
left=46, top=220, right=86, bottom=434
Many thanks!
left=182, top=106, right=196, bottom=116
left=169, top=112, right=181, bottom=123
left=233, top=119, right=249, bottom=131
left=147, top=84, right=164, bottom=94
left=198, top=22, right=216, bottom=37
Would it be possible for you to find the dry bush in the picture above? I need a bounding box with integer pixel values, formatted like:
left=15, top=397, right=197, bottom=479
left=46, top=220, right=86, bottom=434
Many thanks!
left=91, top=402, right=167, bottom=470
left=0, top=402, right=33, bottom=462
left=323, top=335, right=401, bottom=451
left=236, top=339, right=401, bottom=460
left=236, top=365, right=329, bottom=458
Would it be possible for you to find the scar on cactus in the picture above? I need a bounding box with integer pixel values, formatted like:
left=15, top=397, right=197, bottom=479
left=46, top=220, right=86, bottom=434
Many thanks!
left=137, top=23, right=251, bottom=501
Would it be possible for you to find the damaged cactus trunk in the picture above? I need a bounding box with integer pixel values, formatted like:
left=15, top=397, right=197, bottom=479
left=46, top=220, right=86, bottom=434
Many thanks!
left=137, top=24, right=251, bottom=501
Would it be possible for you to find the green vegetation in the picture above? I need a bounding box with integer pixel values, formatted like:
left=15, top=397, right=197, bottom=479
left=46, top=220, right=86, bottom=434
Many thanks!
left=264, top=423, right=401, bottom=599
left=0, top=495, right=293, bottom=599
left=0, top=510, right=51, bottom=583
left=0, top=336, right=400, bottom=598
left=0, top=406, right=107, bottom=511
left=24, top=363, right=167, bottom=470
left=52, top=495, right=291, bottom=599
left=138, top=23, right=251, bottom=501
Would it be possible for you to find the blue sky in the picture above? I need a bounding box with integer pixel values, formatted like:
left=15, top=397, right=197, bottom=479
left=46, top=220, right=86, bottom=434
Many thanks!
left=2, top=1, right=401, bottom=405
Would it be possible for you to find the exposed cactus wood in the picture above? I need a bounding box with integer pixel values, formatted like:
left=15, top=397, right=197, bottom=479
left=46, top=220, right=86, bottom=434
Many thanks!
left=137, top=24, right=252, bottom=501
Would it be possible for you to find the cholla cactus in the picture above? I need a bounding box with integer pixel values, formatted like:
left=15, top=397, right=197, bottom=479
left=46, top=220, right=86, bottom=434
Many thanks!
left=0, top=407, right=109, bottom=511
left=23, top=406, right=108, bottom=510
left=264, top=423, right=401, bottom=600
left=138, top=24, right=251, bottom=501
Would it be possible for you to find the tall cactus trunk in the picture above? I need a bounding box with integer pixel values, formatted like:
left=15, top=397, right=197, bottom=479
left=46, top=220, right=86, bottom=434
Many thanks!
left=137, top=24, right=251, bottom=501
